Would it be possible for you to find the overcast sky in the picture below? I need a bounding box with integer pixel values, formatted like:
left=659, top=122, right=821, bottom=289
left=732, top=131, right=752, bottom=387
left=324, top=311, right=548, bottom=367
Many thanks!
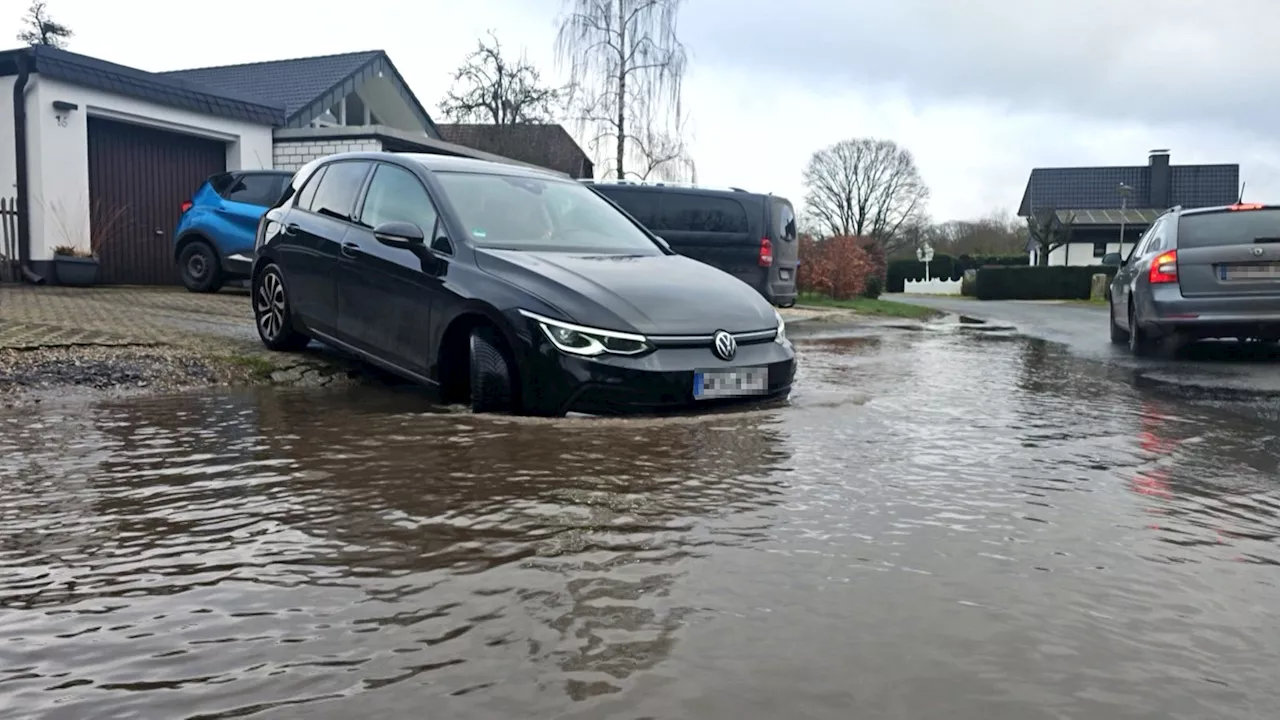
left=6, top=0, right=1279, bottom=222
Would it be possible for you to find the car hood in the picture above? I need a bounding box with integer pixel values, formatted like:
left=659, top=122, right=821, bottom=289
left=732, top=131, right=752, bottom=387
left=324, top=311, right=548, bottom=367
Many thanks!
left=475, top=249, right=777, bottom=335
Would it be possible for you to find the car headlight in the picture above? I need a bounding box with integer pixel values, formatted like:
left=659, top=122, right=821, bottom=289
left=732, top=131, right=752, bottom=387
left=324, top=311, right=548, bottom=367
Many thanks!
left=518, top=310, right=650, bottom=357
left=775, top=310, right=787, bottom=344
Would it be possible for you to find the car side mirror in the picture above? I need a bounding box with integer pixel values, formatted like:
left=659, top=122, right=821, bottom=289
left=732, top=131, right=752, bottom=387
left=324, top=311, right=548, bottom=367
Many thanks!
left=1101, top=253, right=1123, bottom=267
left=373, top=221, right=424, bottom=249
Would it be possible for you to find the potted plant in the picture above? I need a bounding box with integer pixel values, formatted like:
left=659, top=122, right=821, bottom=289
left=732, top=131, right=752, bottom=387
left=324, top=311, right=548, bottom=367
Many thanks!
left=47, top=200, right=132, bottom=287
left=52, top=244, right=100, bottom=287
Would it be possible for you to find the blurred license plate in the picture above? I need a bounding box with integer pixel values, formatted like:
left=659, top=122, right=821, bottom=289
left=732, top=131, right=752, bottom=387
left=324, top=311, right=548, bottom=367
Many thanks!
left=1219, top=262, right=1280, bottom=280
left=694, top=367, right=768, bottom=399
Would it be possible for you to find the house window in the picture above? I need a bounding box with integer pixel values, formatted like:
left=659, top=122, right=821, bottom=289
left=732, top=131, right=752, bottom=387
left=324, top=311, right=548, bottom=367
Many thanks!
left=1093, top=241, right=1107, bottom=258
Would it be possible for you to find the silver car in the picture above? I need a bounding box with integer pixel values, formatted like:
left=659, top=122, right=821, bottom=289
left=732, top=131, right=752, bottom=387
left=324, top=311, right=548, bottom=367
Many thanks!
left=1105, top=203, right=1280, bottom=355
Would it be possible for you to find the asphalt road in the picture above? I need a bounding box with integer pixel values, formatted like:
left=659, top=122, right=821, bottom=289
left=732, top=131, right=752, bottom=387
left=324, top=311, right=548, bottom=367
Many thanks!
left=890, top=294, right=1280, bottom=401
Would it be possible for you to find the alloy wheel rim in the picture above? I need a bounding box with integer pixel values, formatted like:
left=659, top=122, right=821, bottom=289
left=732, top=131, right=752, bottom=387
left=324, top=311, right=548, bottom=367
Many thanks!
left=256, top=272, right=286, bottom=339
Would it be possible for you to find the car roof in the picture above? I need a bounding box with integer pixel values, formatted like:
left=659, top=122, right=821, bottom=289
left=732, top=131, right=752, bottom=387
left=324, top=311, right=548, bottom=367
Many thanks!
left=308, top=151, right=570, bottom=181
left=1177, top=202, right=1280, bottom=217
left=586, top=181, right=782, bottom=203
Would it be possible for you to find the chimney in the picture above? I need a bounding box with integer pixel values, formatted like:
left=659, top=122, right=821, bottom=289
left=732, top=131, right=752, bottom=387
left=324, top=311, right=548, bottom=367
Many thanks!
left=1148, top=148, right=1171, bottom=209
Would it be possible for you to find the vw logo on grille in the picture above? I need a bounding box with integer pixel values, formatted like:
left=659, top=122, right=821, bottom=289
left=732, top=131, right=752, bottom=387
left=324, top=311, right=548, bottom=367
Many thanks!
left=712, top=330, right=737, bottom=361
left=1253, top=246, right=1265, bottom=257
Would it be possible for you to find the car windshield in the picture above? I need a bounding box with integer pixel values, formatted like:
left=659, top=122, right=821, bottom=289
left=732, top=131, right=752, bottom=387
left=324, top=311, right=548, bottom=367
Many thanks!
left=433, top=172, right=663, bottom=254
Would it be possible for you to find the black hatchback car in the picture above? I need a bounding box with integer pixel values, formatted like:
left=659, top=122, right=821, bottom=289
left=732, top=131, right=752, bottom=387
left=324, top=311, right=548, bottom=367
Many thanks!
left=251, top=153, right=796, bottom=416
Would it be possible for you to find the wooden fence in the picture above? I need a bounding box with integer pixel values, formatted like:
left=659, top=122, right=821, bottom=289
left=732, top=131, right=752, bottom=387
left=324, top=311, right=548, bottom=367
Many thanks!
left=1, top=197, right=18, bottom=284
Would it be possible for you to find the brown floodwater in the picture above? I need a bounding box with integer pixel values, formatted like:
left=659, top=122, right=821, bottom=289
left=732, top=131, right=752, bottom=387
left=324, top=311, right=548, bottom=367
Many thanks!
left=2, top=325, right=1278, bottom=719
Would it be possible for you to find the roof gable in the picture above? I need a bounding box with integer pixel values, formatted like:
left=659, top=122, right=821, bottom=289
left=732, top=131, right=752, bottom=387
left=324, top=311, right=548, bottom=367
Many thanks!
left=161, top=51, right=439, bottom=135
left=1019, top=163, right=1238, bottom=216
left=435, top=124, right=594, bottom=178
left=0, top=45, right=284, bottom=126
left=162, top=51, right=379, bottom=119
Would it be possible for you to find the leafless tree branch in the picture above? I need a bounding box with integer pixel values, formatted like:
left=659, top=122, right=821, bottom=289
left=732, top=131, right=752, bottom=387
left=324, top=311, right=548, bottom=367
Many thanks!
left=439, top=30, right=566, bottom=125
left=17, top=1, right=72, bottom=48
left=802, top=138, right=931, bottom=254
left=556, top=0, right=689, bottom=179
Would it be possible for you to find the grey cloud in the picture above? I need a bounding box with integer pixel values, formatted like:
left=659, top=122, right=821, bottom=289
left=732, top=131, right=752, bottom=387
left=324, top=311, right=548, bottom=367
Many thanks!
left=680, top=0, right=1280, bottom=141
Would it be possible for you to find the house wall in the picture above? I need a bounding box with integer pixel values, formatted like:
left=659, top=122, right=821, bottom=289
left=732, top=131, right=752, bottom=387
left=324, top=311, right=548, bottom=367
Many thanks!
left=1033, top=226, right=1144, bottom=266
left=14, top=75, right=273, bottom=263
left=1, top=76, right=15, bottom=197
left=273, top=138, right=383, bottom=171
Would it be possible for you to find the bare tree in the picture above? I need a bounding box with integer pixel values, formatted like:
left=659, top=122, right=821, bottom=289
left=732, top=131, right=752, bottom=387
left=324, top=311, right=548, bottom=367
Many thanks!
left=17, top=1, right=72, bottom=48
left=802, top=138, right=930, bottom=256
left=556, top=0, right=688, bottom=180
left=626, top=102, right=695, bottom=182
left=1026, top=209, right=1076, bottom=266
left=927, top=210, right=1030, bottom=257
left=439, top=31, right=565, bottom=125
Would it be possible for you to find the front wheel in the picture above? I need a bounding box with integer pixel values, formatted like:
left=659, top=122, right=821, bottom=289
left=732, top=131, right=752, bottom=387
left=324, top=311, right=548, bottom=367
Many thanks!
left=253, top=264, right=310, bottom=351
left=469, top=327, right=516, bottom=413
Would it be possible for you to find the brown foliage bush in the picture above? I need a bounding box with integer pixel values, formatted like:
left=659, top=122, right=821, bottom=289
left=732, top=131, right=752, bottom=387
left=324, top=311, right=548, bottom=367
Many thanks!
left=797, top=234, right=874, bottom=300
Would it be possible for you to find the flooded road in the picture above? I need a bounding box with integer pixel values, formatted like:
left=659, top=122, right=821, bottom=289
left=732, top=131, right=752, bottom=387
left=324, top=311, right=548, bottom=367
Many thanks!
left=2, top=325, right=1278, bottom=719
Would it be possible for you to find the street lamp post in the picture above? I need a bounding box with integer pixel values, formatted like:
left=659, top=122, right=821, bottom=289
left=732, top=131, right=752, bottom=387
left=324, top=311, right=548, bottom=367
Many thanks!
left=1117, top=183, right=1133, bottom=255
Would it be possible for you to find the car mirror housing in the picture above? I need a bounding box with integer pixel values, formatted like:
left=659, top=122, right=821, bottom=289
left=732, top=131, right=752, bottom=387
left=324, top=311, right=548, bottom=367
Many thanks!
left=1101, top=252, right=1123, bottom=267
left=373, top=221, right=425, bottom=249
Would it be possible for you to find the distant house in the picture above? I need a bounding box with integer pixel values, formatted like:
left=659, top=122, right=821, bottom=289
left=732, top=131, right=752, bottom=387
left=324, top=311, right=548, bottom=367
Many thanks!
left=1017, top=149, right=1240, bottom=266
left=437, top=123, right=594, bottom=179
left=1, top=46, right=558, bottom=285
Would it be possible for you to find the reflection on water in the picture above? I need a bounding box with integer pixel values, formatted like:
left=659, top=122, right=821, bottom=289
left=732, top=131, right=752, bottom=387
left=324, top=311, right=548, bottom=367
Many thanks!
left=1, top=328, right=1277, bottom=719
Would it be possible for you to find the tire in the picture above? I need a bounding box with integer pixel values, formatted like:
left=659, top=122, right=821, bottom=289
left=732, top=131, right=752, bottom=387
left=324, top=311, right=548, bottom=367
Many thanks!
left=1109, top=298, right=1129, bottom=344
left=1128, top=302, right=1154, bottom=356
left=252, top=264, right=310, bottom=351
left=469, top=327, right=515, bottom=413
left=179, top=240, right=224, bottom=293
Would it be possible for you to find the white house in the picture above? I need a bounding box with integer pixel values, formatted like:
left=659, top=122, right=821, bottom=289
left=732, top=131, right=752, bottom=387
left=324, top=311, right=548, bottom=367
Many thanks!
left=1, top=45, right=552, bottom=285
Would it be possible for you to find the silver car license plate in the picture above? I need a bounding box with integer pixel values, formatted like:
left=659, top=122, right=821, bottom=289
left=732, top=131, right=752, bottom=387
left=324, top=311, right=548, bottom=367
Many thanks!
left=694, top=367, right=768, bottom=399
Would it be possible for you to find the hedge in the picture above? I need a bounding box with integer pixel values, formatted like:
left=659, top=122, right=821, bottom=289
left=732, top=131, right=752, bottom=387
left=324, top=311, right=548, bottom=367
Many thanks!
left=887, top=253, right=1028, bottom=292
left=974, top=265, right=1120, bottom=300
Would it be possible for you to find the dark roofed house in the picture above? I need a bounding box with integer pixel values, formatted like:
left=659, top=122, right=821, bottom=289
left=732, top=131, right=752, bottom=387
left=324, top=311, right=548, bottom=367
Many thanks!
left=2, top=45, right=561, bottom=286
left=1017, top=149, right=1240, bottom=266
left=437, top=124, right=594, bottom=179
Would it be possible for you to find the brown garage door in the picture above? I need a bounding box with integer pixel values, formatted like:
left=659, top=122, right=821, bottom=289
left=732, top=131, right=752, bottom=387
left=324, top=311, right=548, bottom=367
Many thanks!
left=87, top=117, right=226, bottom=285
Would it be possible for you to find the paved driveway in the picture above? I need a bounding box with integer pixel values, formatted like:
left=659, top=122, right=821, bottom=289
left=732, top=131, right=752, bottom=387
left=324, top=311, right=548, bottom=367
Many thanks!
left=0, top=285, right=256, bottom=350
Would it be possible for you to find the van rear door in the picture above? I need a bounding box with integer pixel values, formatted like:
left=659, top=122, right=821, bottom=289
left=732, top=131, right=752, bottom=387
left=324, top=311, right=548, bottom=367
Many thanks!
left=768, top=197, right=799, bottom=301
left=1175, top=207, right=1280, bottom=298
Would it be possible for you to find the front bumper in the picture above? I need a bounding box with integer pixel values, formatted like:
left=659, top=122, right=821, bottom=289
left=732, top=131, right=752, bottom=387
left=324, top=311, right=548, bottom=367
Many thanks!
left=520, top=333, right=797, bottom=416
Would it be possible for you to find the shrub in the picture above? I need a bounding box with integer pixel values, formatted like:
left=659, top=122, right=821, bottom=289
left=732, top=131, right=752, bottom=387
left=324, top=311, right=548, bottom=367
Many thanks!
left=797, top=234, right=873, bottom=300
left=861, top=275, right=883, bottom=299
left=974, top=265, right=1119, bottom=300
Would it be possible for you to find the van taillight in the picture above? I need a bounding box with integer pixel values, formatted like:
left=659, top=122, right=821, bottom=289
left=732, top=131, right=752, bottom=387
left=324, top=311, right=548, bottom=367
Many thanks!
left=181, top=200, right=193, bottom=213
left=1149, top=250, right=1178, bottom=284
left=759, top=238, right=773, bottom=267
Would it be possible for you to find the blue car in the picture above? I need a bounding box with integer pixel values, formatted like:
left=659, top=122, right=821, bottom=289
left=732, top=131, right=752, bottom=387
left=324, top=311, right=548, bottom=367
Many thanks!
left=174, top=170, right=293, bottom=292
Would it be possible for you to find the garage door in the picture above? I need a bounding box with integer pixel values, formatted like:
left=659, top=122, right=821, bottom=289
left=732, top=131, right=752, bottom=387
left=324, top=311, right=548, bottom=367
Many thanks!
left=87, top=117, right=226, bottom=285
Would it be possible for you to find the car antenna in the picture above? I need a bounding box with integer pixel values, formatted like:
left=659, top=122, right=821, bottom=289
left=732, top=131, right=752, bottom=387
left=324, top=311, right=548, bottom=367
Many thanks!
left=1237, top=182, right=1247, bottom=204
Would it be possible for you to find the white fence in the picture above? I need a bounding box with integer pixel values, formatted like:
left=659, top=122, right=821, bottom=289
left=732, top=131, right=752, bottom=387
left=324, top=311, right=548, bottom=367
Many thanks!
left=902, top=277, right=963, bottom=296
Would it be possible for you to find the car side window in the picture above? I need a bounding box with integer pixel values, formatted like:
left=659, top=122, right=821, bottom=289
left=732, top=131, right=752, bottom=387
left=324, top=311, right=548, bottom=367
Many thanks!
left=602, top=189, right=658, bottom=227
left=1127, top=218, right=1161, bottom=261
left=358, top=164, right=440, bottom=238
left=225, top=173, right=289, bottom=207
left=656, top=194, right=749, bottom=233
left=309, top=161, right=372, bottom=222
left=295, top=166, right=327, bottom=211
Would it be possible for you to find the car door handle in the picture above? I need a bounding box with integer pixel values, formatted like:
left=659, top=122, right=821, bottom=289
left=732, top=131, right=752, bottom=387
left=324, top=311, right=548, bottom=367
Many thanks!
left=341, top=241, right=361, bottom=258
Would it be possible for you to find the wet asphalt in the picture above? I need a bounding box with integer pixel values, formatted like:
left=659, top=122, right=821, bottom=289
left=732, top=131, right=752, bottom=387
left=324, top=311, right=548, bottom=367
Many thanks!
left=889, top=295, right=1280, bottom=404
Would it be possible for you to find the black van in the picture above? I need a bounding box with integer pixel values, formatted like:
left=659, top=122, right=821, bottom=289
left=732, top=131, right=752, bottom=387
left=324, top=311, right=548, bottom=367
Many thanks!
left=586, top=181, right=799, bottom=307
